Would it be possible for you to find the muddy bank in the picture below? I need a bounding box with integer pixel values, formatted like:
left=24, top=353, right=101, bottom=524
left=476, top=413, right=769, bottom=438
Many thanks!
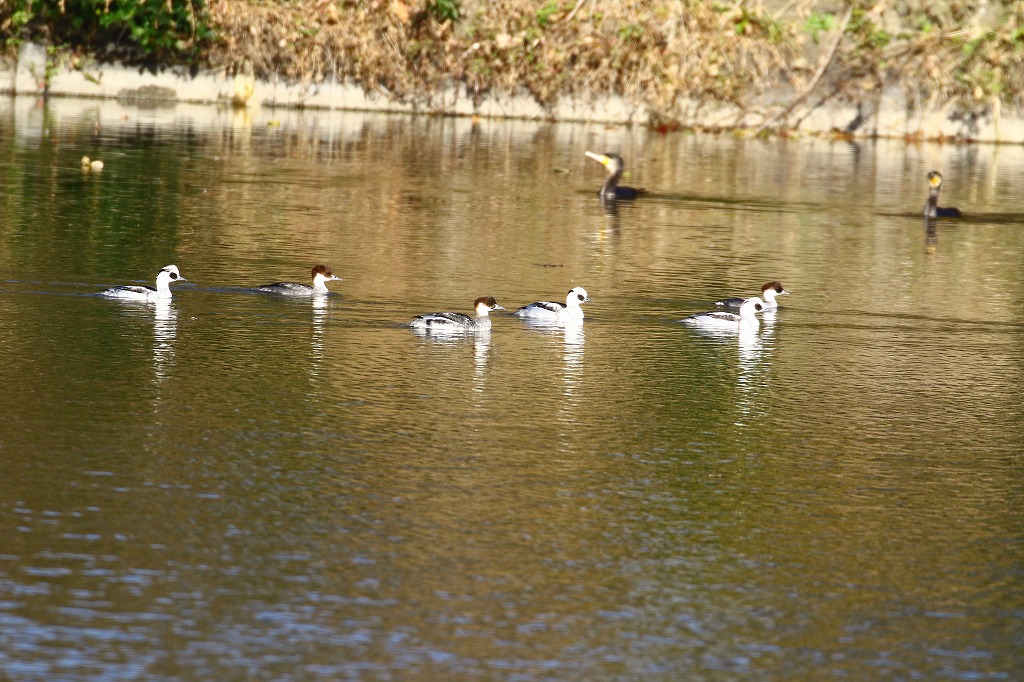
left=2, top=1, right=1023, bottom=143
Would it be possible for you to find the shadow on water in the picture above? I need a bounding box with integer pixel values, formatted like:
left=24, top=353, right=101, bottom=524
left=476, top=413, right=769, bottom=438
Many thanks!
left=879, top=210, right=1024, bottom=224
left=576, top=188, right=827, bottom=214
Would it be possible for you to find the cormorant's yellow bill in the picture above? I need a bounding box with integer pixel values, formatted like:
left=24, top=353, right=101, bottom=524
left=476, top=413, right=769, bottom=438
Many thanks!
left=924, top=170, right=961, bottom=218
left=584, top=151, right=646, bottom=201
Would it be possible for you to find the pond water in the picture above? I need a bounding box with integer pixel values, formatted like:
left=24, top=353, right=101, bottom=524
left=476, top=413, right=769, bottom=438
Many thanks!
left=1, top=97, right=1023, bottom=680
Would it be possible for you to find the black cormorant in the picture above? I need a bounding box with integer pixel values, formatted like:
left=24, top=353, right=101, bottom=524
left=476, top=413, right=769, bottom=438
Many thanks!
left=585, top=151, right=646, bottom=201
left=924, top=171, right=962, bottom=218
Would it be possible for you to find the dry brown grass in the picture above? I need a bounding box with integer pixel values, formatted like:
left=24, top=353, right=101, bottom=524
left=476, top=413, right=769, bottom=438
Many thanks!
left=5, top=0, right=1023, bottom=130
left=206, top=0, right=801, bottom=122
left=204, top=0, right=1024, bottom=130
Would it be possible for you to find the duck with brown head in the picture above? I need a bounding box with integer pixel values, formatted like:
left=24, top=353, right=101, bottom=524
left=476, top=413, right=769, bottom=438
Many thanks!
left=253, top=265, right=341, bottom=295
left=410, top=297, right=505, bottom=333
left=715, top=281, right=790, bottom=311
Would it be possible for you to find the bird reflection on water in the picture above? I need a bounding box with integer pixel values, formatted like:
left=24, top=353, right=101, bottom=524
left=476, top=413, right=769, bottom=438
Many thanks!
left=308, top=293, right=329, bottom=384
left=152, top=299, right=178, bottom=384
left=684, top=309, right=775, bottom=428
left=473, top=331, right=491, bottom=392
left=925, top=217, right=939, bottom=254
left=560, top=321, right=586, bottom=401
left=734, top=325, right=769, bottom=427
left=409, top=325, right=494, bottom=396
left=515, top=318, right=586, bottom=427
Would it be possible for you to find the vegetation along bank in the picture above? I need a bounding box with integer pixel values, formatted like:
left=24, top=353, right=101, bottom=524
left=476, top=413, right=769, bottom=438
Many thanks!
left=2, top=0, right=1024, bottom=141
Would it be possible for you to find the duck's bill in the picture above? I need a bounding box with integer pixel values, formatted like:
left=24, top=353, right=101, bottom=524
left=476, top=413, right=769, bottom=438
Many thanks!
left=584, top=151, right=610, bottom=166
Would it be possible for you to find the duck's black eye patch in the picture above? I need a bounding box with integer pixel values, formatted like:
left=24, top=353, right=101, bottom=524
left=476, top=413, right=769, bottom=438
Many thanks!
left=577, top=294, right=585, bottom=301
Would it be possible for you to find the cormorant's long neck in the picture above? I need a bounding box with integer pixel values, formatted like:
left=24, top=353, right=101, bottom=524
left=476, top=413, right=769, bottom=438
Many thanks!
left=924, top=186, right=940, bottom=218
left=601, top=168, right=622, bottom=198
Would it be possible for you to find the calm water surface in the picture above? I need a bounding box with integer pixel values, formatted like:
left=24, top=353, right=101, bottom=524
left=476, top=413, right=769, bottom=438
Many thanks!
left=1, top=98, right=1023, bottom=680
